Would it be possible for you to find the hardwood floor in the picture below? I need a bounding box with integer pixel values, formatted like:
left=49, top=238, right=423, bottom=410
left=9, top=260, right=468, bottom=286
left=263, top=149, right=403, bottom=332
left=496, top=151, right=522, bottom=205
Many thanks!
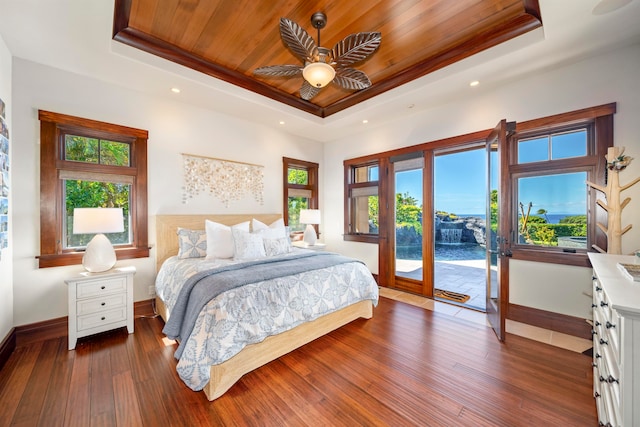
left=0, top=297, right=596, bottom=426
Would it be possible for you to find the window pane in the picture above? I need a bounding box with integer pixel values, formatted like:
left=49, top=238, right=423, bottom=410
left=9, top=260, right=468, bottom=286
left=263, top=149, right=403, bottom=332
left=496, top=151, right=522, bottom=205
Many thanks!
left=64, top=179, right=131, bottom=248
left=100, top=140, right=130, bottom=166
left=518, top=136, right=548, bottom=163
left=355, top=165, right=378, bottom=183
left=352, top=195, right=378, bottom=234
left=65, top=135, right=99, bottom=163
left=287, top=196, right=309, bottom=232
left=65, top=135, right=130, bottom=166
left=517, top=172, right=587, bottom=249
left=288, top=167, right=308, bottom=185
left=551, top=130, right=587, bottom=159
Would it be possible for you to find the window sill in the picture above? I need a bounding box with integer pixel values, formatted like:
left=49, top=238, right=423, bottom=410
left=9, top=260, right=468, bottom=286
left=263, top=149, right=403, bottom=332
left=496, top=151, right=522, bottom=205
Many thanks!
left=37, top=247, right=150, bottom=268
left=510, top=248, right=591, bottom=267
left=343, top=234, right=379, bottom=244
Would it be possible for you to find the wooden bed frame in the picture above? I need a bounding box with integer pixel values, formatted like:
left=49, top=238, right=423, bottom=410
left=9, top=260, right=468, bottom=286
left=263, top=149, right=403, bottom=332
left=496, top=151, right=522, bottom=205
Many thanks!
left=154, top=214, right=374, bottom=401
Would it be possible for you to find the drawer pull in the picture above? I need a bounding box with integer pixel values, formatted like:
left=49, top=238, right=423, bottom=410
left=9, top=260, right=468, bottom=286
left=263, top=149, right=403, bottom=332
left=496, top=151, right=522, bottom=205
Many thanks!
left=592, top=363, right=597, bottom=367
left=101, top=286, right=106, bottom=290
left=607, top=375, right=619, bottom=384
left=595, top=285, right=602, bottom=291
left=605, top=321, right=615, bottom=329
left=591, top=329, right=597, bottom=336
left=592, top=303, right=597, bottom=308
left=101, top=302, right=106, bottom=306
left=594, top=391, right=600, bottom=398
left=599, top=339, right=608, bottom=345
left=600, top=301, right=608, bottom=307
left=101, top=317, right=106, bottom=321
left=595, top=320, right=601, bottom=327
left=595, top=352, right=601, bottom=359
left=599, top=375, right=607, bottom=383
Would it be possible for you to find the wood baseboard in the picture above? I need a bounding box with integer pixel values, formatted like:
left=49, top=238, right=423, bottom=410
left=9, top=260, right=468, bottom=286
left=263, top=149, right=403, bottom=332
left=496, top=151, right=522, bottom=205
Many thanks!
left=508, top=303, right=592, bottom=340
left=6, top=299, right=157, bottom=352
left=0, top=328, right=16, bottom=371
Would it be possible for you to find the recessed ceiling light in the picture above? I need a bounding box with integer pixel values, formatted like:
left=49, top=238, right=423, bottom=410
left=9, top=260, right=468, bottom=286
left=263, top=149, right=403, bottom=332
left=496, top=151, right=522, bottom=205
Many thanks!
left=470, top=80, right=480, bottom=87
left=279, top=121, right=285, bottom=125
left=171, top=87, right=181, bottom=93
left=362, top=119, right=369, bottom=124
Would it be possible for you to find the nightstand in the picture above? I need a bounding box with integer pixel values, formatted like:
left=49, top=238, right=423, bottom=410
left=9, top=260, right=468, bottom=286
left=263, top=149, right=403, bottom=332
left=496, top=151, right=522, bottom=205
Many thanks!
left=65, top=266, right=136, bottom=350
left=292, top=241, right=326, bottom=251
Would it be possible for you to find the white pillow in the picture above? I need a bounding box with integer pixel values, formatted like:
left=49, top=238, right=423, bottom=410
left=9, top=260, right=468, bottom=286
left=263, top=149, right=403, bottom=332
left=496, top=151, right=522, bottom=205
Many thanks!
left=252, top=217, right=287, bottom=239
left=232, top=228, right=266, bottom=260
left=205, top=220, right=250, bottom=259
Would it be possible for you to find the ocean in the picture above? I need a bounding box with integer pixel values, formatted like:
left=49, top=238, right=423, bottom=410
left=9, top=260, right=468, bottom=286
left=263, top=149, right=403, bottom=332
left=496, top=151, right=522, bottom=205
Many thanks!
left=455, top=213, right=582, bottom=224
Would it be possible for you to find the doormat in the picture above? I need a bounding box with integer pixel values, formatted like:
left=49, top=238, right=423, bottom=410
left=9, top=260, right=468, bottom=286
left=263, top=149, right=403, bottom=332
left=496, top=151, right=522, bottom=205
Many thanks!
left=434, top=289, right=471, bottom=303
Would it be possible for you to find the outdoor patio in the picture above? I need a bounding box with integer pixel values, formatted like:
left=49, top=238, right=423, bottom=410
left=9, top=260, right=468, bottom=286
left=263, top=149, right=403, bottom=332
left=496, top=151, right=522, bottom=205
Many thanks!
left=396, top=259, right=487, bottom=311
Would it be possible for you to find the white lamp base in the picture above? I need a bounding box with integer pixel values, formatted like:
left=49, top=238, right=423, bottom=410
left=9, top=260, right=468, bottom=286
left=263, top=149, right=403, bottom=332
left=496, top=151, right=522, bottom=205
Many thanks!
left=303, top=224, right=317, bottom=246
left=82, top=233, right=117, bottom=272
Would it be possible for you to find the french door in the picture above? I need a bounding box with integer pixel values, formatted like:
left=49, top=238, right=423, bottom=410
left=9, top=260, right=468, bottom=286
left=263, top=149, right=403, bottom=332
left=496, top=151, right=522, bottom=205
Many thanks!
left=486, top=120, right=511, bottom=341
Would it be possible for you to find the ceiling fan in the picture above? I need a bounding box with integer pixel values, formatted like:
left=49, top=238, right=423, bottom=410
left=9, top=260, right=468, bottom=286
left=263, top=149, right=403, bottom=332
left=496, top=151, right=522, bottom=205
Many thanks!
left=254, top=12, right=381, bottom=101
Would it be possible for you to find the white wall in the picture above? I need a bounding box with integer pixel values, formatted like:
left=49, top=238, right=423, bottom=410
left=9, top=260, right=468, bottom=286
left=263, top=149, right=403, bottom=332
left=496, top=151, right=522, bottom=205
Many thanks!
left=11, top=58, right=322, bottom=326
left=323, top=43, right=640, bottom=320
left=0, top=35, right=13, bottom=339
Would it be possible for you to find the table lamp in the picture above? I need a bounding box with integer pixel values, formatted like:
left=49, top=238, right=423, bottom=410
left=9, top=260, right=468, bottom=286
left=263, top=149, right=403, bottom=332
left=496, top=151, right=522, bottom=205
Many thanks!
left=73, top=207, right=124, bottom=272
left=299, top=209, right=321, bottom=246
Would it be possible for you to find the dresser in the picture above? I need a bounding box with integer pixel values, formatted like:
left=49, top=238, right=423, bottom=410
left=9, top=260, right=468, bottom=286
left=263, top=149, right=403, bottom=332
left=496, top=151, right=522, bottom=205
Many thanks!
left=589, top=253, right=640, bottom=427
left=65, top=266, right=136, bottom=350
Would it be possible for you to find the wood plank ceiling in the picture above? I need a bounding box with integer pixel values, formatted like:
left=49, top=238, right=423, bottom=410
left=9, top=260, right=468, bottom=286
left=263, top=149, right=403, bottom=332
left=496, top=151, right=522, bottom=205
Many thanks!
left=113, top=0, right=542, bottom=118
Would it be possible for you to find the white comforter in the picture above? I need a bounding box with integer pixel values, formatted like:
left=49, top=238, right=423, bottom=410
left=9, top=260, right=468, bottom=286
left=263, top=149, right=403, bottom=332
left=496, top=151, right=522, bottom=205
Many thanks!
left=155, top=249, right=379, bottom=391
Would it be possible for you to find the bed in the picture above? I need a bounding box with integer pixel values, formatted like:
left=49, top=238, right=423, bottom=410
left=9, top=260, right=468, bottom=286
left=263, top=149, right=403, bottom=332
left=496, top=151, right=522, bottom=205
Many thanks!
left=154, top=214, right=379, bottom=401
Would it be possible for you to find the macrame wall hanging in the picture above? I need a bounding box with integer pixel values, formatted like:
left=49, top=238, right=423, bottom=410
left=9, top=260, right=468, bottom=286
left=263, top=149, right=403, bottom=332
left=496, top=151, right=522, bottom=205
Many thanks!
left=182, top=153, right=264, bottom=207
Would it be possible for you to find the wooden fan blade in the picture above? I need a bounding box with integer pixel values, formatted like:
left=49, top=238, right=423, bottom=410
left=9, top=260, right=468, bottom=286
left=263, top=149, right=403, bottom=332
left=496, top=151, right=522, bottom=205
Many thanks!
left=332, top=32, right=381, bottom=67
left=333, top=68, right=371, bottom=90
left=254, top=64, right=302, bottom=77
left=300, top=80, right=322, bottom=100
left=280, top=18, right=317, bottom=63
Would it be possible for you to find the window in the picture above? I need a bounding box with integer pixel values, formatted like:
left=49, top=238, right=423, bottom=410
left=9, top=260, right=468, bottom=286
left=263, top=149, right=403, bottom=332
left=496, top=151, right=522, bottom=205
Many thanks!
left=283, top=157, right=318, bottom=233
left=38, top=110, right=149, bottom=268
left=344, top=159, right=380, bottom=242
left=510, top=103, right=615, bottom=263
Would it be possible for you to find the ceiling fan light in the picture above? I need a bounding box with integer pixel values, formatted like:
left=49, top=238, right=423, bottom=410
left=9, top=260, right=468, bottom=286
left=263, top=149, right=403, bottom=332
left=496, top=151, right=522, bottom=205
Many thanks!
left=302, top=62, right=335, bottom=88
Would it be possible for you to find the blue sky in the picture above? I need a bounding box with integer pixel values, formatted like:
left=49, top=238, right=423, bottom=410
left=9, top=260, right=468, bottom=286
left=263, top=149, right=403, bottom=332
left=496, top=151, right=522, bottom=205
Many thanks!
left=395, top=143, right=586, bottom=217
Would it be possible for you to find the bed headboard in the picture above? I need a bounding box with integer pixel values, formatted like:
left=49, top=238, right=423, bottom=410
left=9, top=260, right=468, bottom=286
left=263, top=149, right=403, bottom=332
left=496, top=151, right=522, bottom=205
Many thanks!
left=155, top=213, right=283, bottom=272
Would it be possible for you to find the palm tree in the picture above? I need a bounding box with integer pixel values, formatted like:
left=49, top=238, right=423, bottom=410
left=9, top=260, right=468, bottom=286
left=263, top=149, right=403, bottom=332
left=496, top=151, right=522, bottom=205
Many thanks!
left=536, top=208, right=549, bottom=222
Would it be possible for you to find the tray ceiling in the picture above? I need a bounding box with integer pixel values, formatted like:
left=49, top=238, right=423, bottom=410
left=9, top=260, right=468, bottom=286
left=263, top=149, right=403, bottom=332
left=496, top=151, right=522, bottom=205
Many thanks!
left=113, top=0, right=542, bottom=118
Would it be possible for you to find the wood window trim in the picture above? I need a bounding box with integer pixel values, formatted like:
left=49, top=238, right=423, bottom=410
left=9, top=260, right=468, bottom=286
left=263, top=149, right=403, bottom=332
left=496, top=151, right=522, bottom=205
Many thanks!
left=508, top=103, right=616, bottom=267
left=343, top=159, right=381, bottom=243
left=282, top=157, right=319, bottom=228
left=38, top=110, right=149, bottom=268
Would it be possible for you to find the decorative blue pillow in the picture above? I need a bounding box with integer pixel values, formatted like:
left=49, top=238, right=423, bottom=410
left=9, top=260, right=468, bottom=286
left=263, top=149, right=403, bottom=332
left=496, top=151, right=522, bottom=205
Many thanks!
left=177, top=228, right=207, bottom=258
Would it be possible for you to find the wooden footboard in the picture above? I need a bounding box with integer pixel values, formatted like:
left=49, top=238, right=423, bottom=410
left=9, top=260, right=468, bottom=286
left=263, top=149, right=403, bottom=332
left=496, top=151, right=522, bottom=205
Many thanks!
left=155, top=296, right=373, bottom=401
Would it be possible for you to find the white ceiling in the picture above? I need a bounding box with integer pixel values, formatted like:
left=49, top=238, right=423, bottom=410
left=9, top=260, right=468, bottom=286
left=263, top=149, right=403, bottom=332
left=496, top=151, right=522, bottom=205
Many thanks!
left=0, top=0, right=639, bottom=143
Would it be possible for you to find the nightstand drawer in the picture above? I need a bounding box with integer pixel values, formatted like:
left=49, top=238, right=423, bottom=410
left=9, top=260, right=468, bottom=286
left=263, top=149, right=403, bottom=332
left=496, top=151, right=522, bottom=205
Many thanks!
left=76, top=293, right=126, bottom=316
left=76, top=276, right=127, bottom=299
left=77, top=307, right=127, bottom=331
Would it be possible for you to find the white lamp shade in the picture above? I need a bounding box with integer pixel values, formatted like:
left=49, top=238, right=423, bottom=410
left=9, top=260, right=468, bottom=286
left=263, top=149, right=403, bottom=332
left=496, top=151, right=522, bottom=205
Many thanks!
left=73, top=208, right=124, bottom=234
left=299, top=209, right=321, bottom=225
left=302, top=62, right=335, bottom=88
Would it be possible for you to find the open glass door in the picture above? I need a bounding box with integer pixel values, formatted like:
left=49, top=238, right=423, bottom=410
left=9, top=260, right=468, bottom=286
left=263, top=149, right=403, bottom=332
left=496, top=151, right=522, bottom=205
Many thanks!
left=486, top=120, right=511, bottom=341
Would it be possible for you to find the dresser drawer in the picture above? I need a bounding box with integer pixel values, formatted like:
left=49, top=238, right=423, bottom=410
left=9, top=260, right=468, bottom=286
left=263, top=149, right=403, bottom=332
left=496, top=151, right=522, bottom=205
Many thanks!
left=76, top=293, right=126, bottom=316
left=76, top=276, right=127, bottom=299
left=77, top=307, right=127, bottom=331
